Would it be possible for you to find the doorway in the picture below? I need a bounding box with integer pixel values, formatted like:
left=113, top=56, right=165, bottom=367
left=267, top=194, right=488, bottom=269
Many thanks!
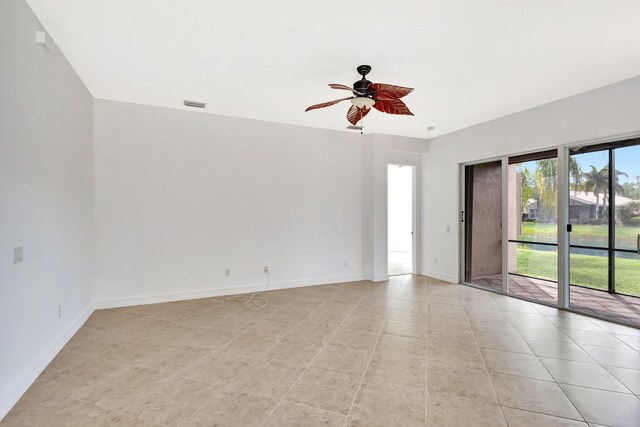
left=388, top=164, right=415, bottom=275
left=463, top=161, right=504, bottom=290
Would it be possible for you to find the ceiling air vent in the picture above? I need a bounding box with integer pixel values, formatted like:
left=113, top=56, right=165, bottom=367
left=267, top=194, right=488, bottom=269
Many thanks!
left=183, top=100, right=207, bottom=109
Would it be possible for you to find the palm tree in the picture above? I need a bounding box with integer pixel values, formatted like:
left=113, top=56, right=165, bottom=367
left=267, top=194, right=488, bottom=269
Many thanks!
left=600, top=166, right=628, bottom=218
left=583, top=166, right=607, bottom=219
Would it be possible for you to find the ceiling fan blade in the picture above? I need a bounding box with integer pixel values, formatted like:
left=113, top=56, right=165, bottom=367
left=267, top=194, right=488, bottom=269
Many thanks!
left=305, top=97, right=353, bottom=112
left=329, top=84, right=367, bottom=96
left=347, top=105, right=371, bottom=126
left=372, top=98, right=413, bottom=116
left=369, top=83, right=414, bottom=99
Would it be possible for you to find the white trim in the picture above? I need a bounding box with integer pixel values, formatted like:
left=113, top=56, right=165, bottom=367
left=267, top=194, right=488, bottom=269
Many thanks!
left=501, top=156, right=509, bottom=293
left=421, top=270, right=458, bottom=283
left=0, top=303, right=94, bottom=421
left=93, top=274, right=369, bottom=309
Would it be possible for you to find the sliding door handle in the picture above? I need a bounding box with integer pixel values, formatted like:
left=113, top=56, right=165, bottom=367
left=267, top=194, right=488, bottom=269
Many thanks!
left=637, top=234, right=640, bottom=255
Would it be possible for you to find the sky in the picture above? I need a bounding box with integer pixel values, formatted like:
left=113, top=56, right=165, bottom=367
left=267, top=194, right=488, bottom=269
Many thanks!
left=517, top=145, right=640, bottom=185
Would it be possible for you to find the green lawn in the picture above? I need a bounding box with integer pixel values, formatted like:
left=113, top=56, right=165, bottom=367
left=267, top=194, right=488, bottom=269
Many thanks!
left=518, top=222, right=640, bottom=248
left=516, top=247, right=640, bottom=296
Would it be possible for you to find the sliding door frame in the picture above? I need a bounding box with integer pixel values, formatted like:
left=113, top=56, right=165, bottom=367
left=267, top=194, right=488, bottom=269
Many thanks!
left=459, top=130, right=640, bottom=326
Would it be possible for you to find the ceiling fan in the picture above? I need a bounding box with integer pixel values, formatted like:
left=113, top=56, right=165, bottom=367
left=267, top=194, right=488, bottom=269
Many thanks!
left=305, top=65, right=414, bottom=126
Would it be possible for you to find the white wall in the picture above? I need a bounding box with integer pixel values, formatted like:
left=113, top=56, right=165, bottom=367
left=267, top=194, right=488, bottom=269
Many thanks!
left=0, top=0, right=94, bottom=419
left=422, top=75, right=640, bottom=283
left=93, top=100, right=426, bottom=306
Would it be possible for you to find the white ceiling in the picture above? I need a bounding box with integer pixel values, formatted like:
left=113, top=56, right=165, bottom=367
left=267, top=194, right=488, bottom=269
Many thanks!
left=26, top=0, right=640, bottom=139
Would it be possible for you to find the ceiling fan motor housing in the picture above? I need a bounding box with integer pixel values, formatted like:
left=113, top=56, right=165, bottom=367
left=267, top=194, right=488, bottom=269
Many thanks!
left=353, top=65, right=373, bottom=96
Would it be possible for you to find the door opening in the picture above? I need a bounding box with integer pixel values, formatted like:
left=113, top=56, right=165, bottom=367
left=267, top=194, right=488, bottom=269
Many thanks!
left=388, top=164, right=414, bottom=275
left=463, top=161, right=504, bottom=290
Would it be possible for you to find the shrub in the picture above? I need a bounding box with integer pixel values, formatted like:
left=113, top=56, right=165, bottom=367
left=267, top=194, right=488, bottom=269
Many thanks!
left=629, top=216, right=640, bottom=227
left=620, top=202, right=640, bottom=225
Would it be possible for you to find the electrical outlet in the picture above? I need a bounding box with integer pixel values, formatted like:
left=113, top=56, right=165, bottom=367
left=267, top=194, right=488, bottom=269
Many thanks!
left=263, top=266, right=269, bottom=274
left=58, top=305, right=62, bottom=318
left=446, top=226, right=451, bottom=233
left=225, top=269, right=230, bottom=276
left=13, top=247, right=23, bottom=264
left=434, top=258, right=438, bottom=264
left=343, top=260, right=348, bottom=267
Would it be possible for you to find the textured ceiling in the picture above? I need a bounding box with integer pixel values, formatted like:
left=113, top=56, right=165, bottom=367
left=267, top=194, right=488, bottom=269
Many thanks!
left=26, top=0, right=640, bottom=138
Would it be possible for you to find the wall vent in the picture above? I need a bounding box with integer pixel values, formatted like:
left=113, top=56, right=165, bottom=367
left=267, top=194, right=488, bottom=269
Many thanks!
left=183, top=100, right=207, bottom=109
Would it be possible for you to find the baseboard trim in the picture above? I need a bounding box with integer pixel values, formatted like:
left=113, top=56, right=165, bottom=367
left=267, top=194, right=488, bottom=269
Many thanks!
left=94, top=274, right=369, bottom=309
left=0, top=303, right=94, bottom=421
left=421, top=270, right=458, bottom=283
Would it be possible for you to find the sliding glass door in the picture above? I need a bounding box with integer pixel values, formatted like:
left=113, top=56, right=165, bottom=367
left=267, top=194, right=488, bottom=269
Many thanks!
left=568, top=139, right=640, bottom=322
left=506, top=151, right=558, bottom=305
left=462, top=137, right=640, bottom=327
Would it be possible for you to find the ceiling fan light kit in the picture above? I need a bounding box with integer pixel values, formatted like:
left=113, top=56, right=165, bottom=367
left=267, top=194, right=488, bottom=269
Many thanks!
left=305, top=65, right=414, bottom=127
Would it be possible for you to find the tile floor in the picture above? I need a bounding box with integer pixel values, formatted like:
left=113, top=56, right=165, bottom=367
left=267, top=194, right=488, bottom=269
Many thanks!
left=471, top=274, right=640, bottom=327
left=2, top=275, right=640, bottom=426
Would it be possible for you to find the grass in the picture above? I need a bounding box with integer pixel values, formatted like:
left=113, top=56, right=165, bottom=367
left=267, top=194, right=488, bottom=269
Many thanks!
left=518, top=222, right=640, bottom=248
left=515, top=247, right=640, bottom=296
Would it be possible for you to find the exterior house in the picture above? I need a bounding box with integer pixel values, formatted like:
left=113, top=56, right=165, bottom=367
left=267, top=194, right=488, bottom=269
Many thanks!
left=524, top=191, right=635, bottom=224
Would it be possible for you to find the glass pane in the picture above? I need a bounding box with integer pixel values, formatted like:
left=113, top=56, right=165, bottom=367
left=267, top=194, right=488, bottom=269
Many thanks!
left=465, top=162, right=503, bottom=291
left=569, top=150, right=609, bottom=248
left=509, top=242, right=558, bottom=281
left=569, top=247, right=609, bottom=291
left=615, top=252, right=640, bottom=297
left=507, top=242, right=557, bottom=304
left=508, top=160, right=558, bottom=244
left=613, top=145, right=640, bottom=251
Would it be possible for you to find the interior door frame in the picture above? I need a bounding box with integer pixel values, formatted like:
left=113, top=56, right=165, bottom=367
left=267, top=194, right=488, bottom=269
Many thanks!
left=387, top=162, right=419, bottom=276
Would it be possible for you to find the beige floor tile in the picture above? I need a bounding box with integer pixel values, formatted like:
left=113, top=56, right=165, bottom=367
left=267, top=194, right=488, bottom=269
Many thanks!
left=482, top=348, right=554, bottom=381
left=133, top=344, right=209, bottom=373
left=613, top=333, right=640, bottom=351
left=539, top=357, right=630, bottom=393
left=284, top=324, right=337, bottom=345
left=218, top=332, right=278, bottom=359
left=427, top=363, right=498, bottom=404
left=561, top=329, right=632, bottom=349
left=502, top=407, right=588, bottom=426
left=259, top=337, right=324, bottom=368
left=285, top=367, right=361, bottom=415
left=523, top=336, right=595, bottom=362
left=382, top=319, right=426, bottom=340
left=128, top=376, right=215, bottom=426
left=185, top=390, right=278, bottom=426
left=310, top=343, right=371, bottom=376
left=263, top=401, right=346, bottom=427
left=8, top=277, right=639, bottom=427
left=85, top=366, right=169, bottom=410
left=341, top=314, right=386, bottom=333
left=364, top=350, right=426, bottom=390
left=560, top=384, right=640, bottom=426
left=605, top=365, right=640, bottom=395
left=490, top=372, right=583, bottom=420
left=244, top=318, right=295, bottom=338
left=347, top=380, right=425, bottom=427
left=427, top=390, right=507, bottom=427
left=473, top=331, right=533, bottom=355
left=221, top=360, right=304, bottom=399
left=302, top=310, right=350, bottom=328
left=427, top=342, right=486, bottom=370
left=376, top=333, right=426, bottom=359
left=328, top=327, right=380, bottom=353
left=177, top=350, right=253, bottom=388
left=581, top=345, right=640, bottom=370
